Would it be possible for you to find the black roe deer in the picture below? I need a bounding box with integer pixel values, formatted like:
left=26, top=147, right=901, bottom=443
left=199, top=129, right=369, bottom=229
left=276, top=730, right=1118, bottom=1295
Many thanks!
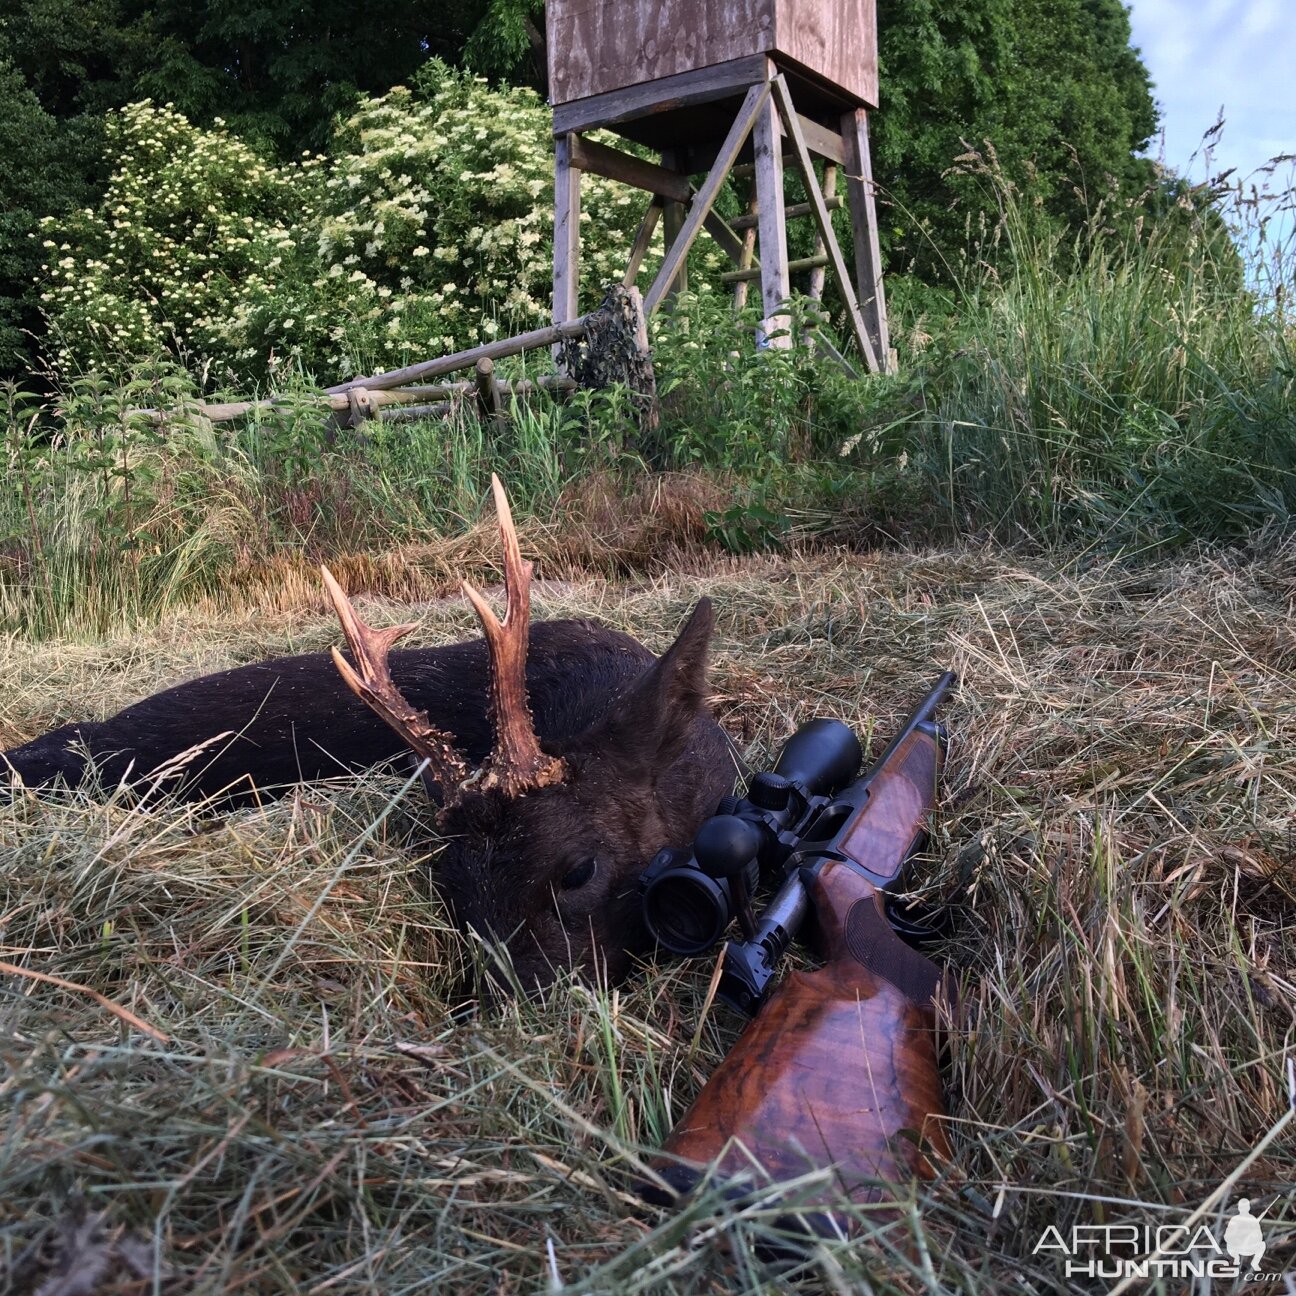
left=2, top=478, right=737, bottom=990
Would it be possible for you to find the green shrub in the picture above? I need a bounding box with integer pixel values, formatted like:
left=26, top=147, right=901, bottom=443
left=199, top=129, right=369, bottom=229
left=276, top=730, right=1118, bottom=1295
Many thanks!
left=317, top=63, right=651, bottom=374
left=39, top=67, right=681, bottom=387
left=40, top=102, right=328, bottom=385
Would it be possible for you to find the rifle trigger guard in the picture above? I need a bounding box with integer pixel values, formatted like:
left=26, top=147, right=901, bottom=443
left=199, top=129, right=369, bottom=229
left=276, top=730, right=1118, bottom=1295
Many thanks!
left=882, top=894, right=952, bottom=944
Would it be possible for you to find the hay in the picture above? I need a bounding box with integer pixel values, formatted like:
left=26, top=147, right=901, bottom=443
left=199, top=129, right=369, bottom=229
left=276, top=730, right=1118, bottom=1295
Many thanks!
left=2, top=539, right=1294, bottom=1292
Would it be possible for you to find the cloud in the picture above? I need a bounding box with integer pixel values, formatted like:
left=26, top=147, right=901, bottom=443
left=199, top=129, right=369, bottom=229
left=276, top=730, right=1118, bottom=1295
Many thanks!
left=1128, top=0, right=1295, bottom=180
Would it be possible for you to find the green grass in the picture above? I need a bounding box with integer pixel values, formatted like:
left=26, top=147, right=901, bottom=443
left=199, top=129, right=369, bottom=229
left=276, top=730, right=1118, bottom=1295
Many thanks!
left=5, top=160, right=1295, bottom=642
left=2, top=545, right=1293, bottom=1292
left=854, top=149, right=1295, bottom=547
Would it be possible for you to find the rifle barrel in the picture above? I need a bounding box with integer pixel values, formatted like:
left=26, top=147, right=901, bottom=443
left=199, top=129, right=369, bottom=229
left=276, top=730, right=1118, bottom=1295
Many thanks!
left=858, top=670, right=957, bottom=780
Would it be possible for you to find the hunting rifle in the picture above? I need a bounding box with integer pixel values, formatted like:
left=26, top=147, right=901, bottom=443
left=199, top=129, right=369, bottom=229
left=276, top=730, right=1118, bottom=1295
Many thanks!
left=638, top=672, right=957, bottom=1231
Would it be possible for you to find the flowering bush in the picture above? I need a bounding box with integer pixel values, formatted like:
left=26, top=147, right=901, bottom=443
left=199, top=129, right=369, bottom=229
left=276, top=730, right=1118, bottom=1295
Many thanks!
left=318, top=63, right=648, bottom=372
left=41, top=66, right=693, bottom=385
left=41, top=102, right=329, bottom=383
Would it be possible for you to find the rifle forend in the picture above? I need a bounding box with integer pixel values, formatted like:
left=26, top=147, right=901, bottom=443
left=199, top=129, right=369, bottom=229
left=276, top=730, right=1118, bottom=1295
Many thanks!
left=644, top=674, right=957, bottom=1231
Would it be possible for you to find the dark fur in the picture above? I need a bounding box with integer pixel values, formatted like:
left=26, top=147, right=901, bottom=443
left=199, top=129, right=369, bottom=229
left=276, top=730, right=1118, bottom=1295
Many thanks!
left=3, top=601, right=736, bottom=989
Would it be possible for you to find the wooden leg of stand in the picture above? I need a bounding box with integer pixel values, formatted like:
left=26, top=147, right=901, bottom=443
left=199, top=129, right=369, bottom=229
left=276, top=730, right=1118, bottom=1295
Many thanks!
left=773, top=76, right=878, bottom=372
left=808, top=163, right=838, bottom=305
left=753, top=90, right=790, bottom=349
left=554, top=132, right=582, bottom=365
left=660, top=149, right=689, bottom=309
left=841, top=107, right=892, bottom=372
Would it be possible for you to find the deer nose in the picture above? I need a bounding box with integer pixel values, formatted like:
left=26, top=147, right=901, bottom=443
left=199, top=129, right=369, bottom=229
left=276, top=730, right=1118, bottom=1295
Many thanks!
left=456, top=952, right=554, bottom=1008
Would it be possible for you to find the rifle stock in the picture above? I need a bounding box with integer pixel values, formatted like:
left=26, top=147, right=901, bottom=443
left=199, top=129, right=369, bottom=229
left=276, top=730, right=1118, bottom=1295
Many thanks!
left=648, top=722, right=952, bottom=1222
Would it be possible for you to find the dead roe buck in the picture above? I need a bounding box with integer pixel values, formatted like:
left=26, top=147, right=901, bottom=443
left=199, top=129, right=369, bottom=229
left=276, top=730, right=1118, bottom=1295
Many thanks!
left=2, top=478, right=738, bottom=989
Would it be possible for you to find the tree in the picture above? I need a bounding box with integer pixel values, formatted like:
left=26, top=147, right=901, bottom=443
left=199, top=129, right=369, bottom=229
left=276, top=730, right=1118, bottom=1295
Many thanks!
left=873, top=0, right=1158, bottom=279
left=0, top=0, right=503, bottom=153
left=0, top=59, right=89, bottom=370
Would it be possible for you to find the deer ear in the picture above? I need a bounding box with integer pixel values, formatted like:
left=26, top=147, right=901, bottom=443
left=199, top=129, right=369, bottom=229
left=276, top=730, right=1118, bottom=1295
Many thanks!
left=574, top=598, right=715, bottom=776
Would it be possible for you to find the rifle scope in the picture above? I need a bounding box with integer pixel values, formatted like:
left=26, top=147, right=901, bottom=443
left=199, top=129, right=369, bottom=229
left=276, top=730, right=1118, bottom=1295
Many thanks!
left=639, top=718, right=862, bottom=957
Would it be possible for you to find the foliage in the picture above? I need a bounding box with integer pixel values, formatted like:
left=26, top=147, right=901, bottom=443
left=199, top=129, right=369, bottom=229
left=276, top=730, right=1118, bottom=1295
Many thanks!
left=873, top=0, right=1157, bottom=279
left=648, top=289, right=900, bottom=549
left=0, top=363, right=241, bottom=639
left=11, top=104, right=1295, bottom=640
left=463, top=0, right=548, bottom=85
left=39, top=71, right=662, bottom=384
left=39, top=102, right=328, bottom=385
left=316, top=64, right=647, bottom=374
left=0, top=0, right=512, bottom=377
left=856, top=151, right=1296, bottom=545
left=0, top=299, right=889, bottom=637
left=0, top=60, right=88, bottom=371
left=0, top=1, right=174, bottom=379
left=5, top=0, right=1166, bottom=379
left=0, top=0, right=501, bottom=153
left=12, top=143, right=1296, bottom=635
left=655, top=294, right=830, bottom=471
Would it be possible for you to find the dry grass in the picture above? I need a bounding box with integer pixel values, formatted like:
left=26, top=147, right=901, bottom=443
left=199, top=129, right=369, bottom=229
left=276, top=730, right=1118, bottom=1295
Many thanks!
left=2, top=537, right=1295, bottom=1293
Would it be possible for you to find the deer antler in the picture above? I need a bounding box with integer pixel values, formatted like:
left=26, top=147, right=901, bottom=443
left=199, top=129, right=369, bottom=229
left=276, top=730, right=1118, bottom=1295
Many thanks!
left=462, top=475, right=566, bottom=796
left=321, top=566, right=469, bottom=799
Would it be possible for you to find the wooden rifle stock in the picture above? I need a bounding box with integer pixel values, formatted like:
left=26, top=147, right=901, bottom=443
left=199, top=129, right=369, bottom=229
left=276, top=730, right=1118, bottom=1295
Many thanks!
left=649, top=727, right=952, bottom=1223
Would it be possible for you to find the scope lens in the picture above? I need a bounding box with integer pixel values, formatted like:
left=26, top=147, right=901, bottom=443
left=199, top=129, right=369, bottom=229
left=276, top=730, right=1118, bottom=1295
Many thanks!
left=642, top=869, right=730, bottom=957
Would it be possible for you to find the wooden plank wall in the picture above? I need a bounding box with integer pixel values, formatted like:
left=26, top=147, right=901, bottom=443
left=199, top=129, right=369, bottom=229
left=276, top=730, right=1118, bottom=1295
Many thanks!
left=548, top=0, right=877, bottom=108
left=549, top=0, right=767, bottom=105
left=776, top=0, right=877, bottom=107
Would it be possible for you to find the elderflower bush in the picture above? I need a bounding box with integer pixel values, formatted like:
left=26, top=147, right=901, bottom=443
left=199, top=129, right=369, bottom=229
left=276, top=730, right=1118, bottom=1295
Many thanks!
left=42, top=67, right=719, bottom=384
left=317, top=64, right=649, bottom=369
left=41, top=102, right=330, bottom=383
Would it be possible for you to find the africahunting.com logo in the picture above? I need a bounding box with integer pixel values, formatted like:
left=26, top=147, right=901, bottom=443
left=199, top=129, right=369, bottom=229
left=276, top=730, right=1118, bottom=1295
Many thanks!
left=1033, top=1198, right=1285, bottom=1283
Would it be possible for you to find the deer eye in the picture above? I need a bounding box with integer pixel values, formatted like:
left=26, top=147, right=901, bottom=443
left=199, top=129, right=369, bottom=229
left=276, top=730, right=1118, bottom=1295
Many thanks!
left=560, top=858, right=597, bottom=890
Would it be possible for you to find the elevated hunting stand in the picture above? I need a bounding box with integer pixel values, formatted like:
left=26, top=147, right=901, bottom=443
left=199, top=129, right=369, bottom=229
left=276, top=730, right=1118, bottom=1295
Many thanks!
left=547, top=0, right=892, bottom=373
left=142, top=1, right=894, bottom=435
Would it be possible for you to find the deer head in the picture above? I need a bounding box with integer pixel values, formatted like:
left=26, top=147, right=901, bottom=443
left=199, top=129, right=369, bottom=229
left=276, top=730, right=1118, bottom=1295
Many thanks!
left=322, top=476, right=726, bottom=993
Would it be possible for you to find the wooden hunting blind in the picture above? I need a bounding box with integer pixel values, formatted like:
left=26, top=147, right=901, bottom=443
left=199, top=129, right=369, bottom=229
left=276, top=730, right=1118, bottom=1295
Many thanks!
left=547, top=0, right=892, bottom=372
left=142, top=1, right=892, bottom=433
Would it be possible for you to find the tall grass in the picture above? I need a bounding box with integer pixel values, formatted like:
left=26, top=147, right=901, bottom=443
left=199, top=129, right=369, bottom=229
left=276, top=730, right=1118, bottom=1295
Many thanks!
left=873, top=151, right=1296, bottom=547
left=0, top=378, right=246, bottom=639
left=0, top=372, right=608, bottom=639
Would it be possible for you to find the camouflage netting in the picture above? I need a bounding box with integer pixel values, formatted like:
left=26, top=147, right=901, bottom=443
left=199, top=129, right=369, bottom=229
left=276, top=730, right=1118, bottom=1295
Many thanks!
left=559, top=284, right=658, bottom=429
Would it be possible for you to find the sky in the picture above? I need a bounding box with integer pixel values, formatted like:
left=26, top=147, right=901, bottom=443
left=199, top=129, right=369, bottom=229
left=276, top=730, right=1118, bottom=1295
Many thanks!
left=1125, top=0, right=1295, bottom=186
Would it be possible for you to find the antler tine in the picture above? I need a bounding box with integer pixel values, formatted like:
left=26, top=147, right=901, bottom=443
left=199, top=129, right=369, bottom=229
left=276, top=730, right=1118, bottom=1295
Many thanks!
left=321, top=566, right=469, bottom=798
left=461, top=475, right=566, bottom=796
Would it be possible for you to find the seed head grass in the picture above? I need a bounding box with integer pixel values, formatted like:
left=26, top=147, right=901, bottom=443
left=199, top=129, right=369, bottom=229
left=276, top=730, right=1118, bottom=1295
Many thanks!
left=2, top=538, right=1293, bottom=1292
